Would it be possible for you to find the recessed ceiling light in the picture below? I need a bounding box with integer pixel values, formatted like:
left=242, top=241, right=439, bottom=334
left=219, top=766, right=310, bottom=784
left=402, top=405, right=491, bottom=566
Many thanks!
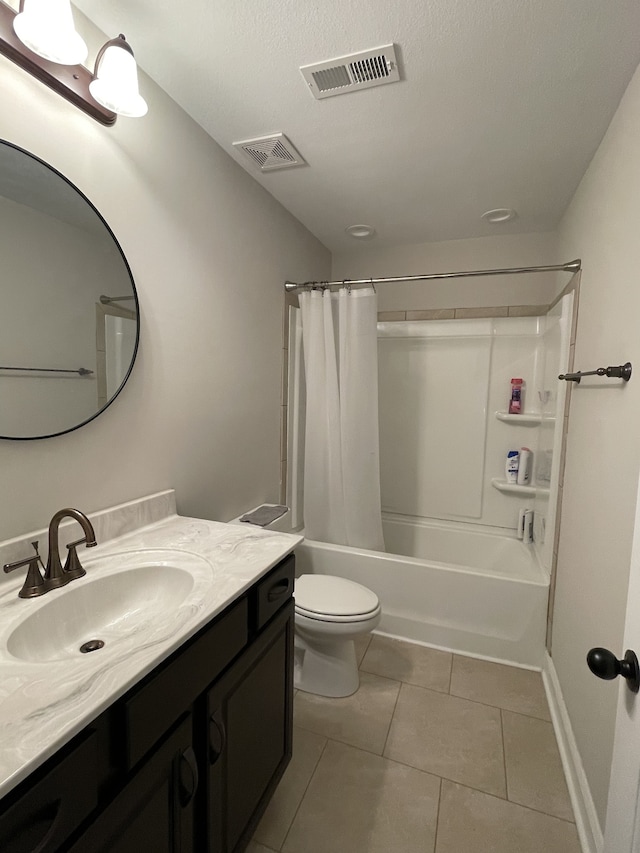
left=481, top=208, right=517, bottom=224
left=345, top=224, right=376, bottom=239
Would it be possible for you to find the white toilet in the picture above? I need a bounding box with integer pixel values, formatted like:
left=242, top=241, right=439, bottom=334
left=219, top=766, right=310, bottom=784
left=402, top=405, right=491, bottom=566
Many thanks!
left=294, top=574, right=381, bottom=698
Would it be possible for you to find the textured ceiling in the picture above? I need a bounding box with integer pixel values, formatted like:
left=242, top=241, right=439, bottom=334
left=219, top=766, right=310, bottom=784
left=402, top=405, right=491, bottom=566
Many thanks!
left=74, top=0, right=640, bottom=251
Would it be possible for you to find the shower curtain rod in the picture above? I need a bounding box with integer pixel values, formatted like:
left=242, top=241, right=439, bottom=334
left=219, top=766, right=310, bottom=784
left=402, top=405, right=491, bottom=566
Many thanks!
left=283, top=259, right=581, bottom=292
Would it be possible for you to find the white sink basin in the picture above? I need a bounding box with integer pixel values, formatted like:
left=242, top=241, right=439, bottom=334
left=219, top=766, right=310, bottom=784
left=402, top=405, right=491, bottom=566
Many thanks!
left=6, top=549, right=211, bottom=663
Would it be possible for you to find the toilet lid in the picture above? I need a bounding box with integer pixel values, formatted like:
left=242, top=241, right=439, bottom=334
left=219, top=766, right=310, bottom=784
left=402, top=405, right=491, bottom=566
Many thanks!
left=294, top=574, right=379, bottom=618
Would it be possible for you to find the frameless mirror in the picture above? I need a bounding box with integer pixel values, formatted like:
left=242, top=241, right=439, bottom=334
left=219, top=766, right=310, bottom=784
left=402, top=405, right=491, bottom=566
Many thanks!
left=0, top=140, right=139, bottom=439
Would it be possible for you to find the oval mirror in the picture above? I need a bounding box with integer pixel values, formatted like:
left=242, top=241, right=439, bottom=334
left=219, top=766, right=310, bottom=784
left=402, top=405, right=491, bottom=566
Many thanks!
left=0, top=140, right=139, bottom=440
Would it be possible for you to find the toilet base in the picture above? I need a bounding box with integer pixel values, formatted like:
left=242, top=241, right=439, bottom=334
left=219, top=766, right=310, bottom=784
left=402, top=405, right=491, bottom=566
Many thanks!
left=294, top=634, right=360, bottom=698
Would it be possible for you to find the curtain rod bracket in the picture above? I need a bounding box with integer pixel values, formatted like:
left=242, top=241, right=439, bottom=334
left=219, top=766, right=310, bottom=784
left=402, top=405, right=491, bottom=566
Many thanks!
left=559, top=362, right=632, bottom=383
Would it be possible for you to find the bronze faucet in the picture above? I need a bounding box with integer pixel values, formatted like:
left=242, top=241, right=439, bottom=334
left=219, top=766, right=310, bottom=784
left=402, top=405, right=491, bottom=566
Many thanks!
left=3, top=508, right=97, bottom=598
left=45, top=508, right=97, bottom=588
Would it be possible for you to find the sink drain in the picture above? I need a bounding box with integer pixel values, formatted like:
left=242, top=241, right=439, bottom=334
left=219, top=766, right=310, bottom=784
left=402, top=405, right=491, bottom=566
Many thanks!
left=80, top=639, right=105, bottom=654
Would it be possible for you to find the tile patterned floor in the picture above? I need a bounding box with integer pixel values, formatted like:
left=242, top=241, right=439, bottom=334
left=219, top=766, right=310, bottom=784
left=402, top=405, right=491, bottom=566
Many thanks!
left=250, top=635, right=581, bottom=853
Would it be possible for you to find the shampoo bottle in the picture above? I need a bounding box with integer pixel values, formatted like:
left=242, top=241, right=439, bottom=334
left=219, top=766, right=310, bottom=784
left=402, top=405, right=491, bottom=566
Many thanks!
left=506, top=450, right=519, bottom=484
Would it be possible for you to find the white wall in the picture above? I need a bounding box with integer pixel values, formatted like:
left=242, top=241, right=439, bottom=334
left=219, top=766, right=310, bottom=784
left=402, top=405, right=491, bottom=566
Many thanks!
left=553, top=61, right=640, bottom=829
left=377, top=317, right=543, bottom=531
left=0, top=23, right=329, bottom=541
left=333, top=232, right=561, bottom=311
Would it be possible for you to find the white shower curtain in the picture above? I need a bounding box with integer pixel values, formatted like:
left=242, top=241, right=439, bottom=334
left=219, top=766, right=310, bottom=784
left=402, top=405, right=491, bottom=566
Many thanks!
left=299, top=287, right=385, bottom=551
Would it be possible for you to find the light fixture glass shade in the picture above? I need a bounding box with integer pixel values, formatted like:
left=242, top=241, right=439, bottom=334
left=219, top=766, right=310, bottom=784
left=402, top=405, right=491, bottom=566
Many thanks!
left=89, top=42, right=148, bottom=118
left=13, top=0, right=88, bottom=65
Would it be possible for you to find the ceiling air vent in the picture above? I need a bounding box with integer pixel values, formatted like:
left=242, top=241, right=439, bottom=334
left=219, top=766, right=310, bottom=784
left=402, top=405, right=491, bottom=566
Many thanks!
left=233, top=134, right=306, bottom=172
left=300, top=44, right=400, bottom=100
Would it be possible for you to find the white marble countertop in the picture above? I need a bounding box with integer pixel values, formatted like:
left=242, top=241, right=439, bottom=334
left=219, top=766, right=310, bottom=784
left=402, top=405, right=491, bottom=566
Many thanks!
left=0, top=511, right=302, bottom=799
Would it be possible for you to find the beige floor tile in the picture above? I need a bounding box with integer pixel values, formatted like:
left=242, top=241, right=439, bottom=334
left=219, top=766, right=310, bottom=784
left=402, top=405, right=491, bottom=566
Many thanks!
left=450, top=655, right=551, bottom=720
left=385, top=683, right=506, bottom=797
left=254, top=727, right=327, bottom=850
left=294, top=672, right=400, bottom=754
left=361, top=635, right=452, bottom=692
left=282, top=740, right=440, bottom=853
left=246, top=843, right=277, bottom=853
left=503, top=711, right=574, bottom=821
left=354, top=633, right=372, bottom=666
left=435, top=781, right=581, bottom=853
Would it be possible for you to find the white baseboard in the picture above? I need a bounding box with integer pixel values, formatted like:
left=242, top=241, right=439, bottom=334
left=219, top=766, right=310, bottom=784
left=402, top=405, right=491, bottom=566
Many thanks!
left=543, top=652, right=603, bottom=853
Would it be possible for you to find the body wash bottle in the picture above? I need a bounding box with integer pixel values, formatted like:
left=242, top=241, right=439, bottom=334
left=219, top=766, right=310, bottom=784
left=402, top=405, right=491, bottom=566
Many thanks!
left=517, top=448, right=533, bottom=485
left=509, top=378, right=524, bottom=414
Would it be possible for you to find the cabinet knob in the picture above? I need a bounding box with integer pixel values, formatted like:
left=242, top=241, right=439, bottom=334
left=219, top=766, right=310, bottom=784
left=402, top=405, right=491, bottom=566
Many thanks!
left=587, top=647, right=640, bottom=693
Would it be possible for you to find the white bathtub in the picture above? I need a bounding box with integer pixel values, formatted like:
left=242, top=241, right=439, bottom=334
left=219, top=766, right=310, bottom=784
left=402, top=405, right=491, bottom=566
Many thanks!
left=294, top=514, right=549, bottom=668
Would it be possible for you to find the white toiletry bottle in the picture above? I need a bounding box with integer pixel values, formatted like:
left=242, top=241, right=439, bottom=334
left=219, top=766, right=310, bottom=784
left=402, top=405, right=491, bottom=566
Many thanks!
left=522, top=510, right=534, bottom=543
left=517, top=448, right=533, bottom=485
left=517, top=507, right=529, bottom=539
left=506, top=450, right=519, bottom=484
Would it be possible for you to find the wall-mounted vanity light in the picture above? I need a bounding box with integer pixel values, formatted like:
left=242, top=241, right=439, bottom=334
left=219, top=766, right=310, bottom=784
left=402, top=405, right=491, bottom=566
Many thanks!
left=0, top=0, right=147, bottom=125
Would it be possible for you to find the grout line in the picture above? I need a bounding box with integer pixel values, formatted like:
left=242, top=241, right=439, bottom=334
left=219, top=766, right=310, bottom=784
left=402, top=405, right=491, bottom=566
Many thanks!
left=505, top=796, right=578, bottom=825
left=278, top=735, right=330, bottom=851
left=355, top=639, right=551, bottom=719
left=500, top=709, right=509, bottom=802
left=290, top=721, right=388, bottom=759
left=356, top=634, right=372, bottom=667
left=380, top=680, right=402, bottom=756
left=295, top=723, right=574, bottom=825
left=379, top=671, right=551, bottom=722
left=433, top=777, right=444, bottom=853
left=448, top=779, right=579, bottom=825
left=358, top=669, right=451, bottom=695
left=295, top=729, right=574, bottom=826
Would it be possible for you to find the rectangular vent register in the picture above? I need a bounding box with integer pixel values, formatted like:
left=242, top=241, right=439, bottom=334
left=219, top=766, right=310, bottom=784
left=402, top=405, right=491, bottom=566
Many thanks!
left=300, top=44, right=401, bottom=100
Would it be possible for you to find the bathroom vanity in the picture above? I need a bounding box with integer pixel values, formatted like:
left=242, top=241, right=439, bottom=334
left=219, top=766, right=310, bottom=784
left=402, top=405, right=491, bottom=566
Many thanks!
left=0, top=492, right=301, bottom=852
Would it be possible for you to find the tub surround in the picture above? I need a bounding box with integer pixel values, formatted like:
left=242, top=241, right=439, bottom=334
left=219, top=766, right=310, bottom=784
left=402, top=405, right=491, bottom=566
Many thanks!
left=0, top=490, right=302, bottom=799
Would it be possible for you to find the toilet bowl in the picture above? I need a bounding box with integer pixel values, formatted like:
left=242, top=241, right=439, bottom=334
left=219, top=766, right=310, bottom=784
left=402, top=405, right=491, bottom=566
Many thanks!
left=294, top=574, right=381, bottom=698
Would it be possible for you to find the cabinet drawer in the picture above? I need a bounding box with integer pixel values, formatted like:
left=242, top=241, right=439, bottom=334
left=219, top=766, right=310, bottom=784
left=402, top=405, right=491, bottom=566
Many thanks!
left=255, top=555, right=295, bottom=631
left=124, top=597, right=248, bottom=770
left=0, top=729, right=98, bottom=853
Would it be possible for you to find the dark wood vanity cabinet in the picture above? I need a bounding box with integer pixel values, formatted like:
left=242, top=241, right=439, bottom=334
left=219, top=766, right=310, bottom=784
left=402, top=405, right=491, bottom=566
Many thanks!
left=207, top=602, right=293, bottom=852
left=0, top=554, right=295, bottom=853
left=68, top=715, right=197, bottom=853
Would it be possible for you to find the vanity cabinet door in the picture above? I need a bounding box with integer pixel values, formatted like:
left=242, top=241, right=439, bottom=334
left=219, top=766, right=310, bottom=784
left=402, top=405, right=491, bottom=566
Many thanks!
left=0, top=729, right=98, bottom=853
left=68, top=715, right=197, bottom=853
left=206, top=600, right=294, bottom=853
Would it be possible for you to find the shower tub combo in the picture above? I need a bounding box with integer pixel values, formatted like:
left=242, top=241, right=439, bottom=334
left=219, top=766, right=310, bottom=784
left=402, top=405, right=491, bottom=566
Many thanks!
left=293, top=514, right=548, bottom=668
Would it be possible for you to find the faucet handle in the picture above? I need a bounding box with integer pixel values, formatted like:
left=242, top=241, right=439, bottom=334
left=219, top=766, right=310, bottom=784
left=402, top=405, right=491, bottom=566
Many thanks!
left=30, top=540, right=45, bottom=569
left=63, top=538, right=89, bottom=580
left=4, top=554, right=47, bottom=598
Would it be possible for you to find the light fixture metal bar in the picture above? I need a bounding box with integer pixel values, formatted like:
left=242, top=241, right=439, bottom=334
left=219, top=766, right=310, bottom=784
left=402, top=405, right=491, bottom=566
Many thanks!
left=0, top=0, right=116, bottom=126
left=284, top=259, right=582, bottom=292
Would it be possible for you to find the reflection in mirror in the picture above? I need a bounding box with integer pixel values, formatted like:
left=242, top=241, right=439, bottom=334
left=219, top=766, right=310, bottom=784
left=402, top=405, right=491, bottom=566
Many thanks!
left=0, top=141, right=139, bottom=439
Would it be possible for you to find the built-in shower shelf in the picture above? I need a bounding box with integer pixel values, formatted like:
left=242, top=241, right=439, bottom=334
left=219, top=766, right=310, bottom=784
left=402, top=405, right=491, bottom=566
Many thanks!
left=495, top=412, right=542, bottom=426
left=491, top=478, right=550, bottom=497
